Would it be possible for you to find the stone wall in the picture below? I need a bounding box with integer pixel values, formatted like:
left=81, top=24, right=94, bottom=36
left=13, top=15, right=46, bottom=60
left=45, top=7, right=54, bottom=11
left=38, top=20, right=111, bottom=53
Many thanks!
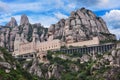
left=13, top=36, right=100, bottom=56
left=19, top=42, right=35, bottom=55
left=36, top=39, right=62, bottom=52
left=66, top=37, right=99, bottom=47
left=13, top=39, right=62, bottom=56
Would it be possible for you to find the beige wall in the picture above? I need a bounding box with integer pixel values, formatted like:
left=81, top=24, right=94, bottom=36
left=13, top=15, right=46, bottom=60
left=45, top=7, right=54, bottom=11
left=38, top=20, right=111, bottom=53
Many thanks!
left=19, top=42, right=35, bottom=55
left=13, top=36, right=99, bottom=56
left=37, top=39, right=61, bottom=52
left=66, top=37, right=99, bottom=47
left=13, top=39, right=61, bottom=56
left=13, top=42, right=35, bottom=56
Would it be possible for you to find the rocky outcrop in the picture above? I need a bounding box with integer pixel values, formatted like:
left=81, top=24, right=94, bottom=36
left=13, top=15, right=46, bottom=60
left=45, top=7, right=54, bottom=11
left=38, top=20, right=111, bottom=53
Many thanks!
left=0, top=17, right=47, bottom=51
left=20, top=14, right=29, bottom=25
left=47, top=7, right=115, bottom=43
left=23, top=57, right=63, bottom=79
left=6, top=17, right=18, bottom=27
left=28, top=59, right=43, bottom=78
left=0, top=62, right=11, bottom=69
left=91, top=48, right=120, bottom=72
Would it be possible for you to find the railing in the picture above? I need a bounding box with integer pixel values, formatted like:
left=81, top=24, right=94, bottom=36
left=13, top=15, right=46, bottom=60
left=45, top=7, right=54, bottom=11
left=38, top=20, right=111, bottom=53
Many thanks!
left=54, top=43, right=115, bottom=54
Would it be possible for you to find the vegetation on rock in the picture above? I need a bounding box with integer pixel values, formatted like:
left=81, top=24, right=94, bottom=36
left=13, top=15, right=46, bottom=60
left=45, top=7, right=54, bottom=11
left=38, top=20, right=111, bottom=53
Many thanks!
left=0, top=47, right=39, bottom=80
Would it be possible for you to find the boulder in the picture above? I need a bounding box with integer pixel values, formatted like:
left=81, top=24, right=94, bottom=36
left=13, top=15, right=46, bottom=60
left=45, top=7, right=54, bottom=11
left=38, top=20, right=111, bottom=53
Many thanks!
left=0, top=62, right=11, bottom=69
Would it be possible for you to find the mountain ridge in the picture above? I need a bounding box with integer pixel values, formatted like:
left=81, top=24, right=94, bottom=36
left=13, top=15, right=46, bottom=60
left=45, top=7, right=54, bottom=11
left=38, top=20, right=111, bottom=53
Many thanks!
left=0, top=7, right=116, bottom=52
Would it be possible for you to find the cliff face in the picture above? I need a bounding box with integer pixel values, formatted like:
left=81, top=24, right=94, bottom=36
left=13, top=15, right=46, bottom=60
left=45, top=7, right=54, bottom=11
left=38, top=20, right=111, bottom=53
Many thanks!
left=47, top=8, right=115, bottom=43
left=0, top=8, right=116, bottom=52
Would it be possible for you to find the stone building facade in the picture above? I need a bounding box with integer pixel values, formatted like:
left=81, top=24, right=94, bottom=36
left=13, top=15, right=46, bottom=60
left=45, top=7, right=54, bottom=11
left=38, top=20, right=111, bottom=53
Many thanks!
left=66, top=37, right=99, bottom=47
left=13, top=28, right=63, bottom=56
left=13, top=28, right=100, bottom=56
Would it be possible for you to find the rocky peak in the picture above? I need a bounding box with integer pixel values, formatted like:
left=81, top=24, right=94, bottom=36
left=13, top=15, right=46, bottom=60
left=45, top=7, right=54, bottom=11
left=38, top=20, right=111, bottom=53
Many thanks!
left=6, top=17, right=18, bottom=27
left=47, top=7, right=115, bottom=42
left=20, top=14, right=29, bottom=25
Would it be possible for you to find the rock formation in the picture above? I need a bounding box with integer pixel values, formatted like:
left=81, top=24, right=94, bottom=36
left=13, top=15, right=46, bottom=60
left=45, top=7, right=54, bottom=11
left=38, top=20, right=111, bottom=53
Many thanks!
left=0, top=15, right=47, bottom=51
left=6, top=17, right=18, bottom=27
left=47, top=8, right=115, bottom=43
left=20, top=14, right=29, bottom=25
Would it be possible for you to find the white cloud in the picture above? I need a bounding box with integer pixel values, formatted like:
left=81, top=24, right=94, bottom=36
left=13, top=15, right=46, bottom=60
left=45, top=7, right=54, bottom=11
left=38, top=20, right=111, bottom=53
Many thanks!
left=0, top=14, right=21, bottom=25
left=0, top=1, right=54, bottom=14
left=97, top=0, right=109, bottom=7
left=54, top=12, right=68, bottom=19
left=102, top=9, right=120, bottom=39
left=72, top=0, right=120, bottom=11
left=102, top=10, right=120, bottom=29
left=0, top=1, right=10, bottom=13
left=9, top=2, right=44, bottom=13
left=0, top=17, right=10, bottom=25
left=67, top=3, right=76, bottom=9
left=0, top=0, right=63, bottom=26
left=0, top=14, right=58, bottom=27
left=0, top=0, right=76, bottom=14
left=94, top=0, right=120, bottom=11
left=0, top=0, right=120, bottom=29
left=53, top=0, right=64, bottom=8
left=0, top=0, right=120, bottom=14
left=109, top=28, right=120, bottom=39
left=29, top=15, right=58, bottom=27
left=0, top=13, right=12, bottom=18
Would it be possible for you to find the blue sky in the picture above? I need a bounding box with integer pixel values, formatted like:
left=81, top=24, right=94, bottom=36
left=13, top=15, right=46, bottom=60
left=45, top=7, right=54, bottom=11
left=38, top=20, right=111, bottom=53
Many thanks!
left=0, top=0, right=120, bottom=38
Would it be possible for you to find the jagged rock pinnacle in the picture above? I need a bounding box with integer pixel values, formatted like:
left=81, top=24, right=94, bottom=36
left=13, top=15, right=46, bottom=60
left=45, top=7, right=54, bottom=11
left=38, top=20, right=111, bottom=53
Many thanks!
left=6, top=17, right=18, bottom=27
left=20, top=14, right=29, bottom=25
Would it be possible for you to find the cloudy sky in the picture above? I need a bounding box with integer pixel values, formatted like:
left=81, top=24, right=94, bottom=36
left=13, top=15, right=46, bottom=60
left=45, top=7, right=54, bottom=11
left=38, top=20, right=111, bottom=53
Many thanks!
left=0, top=0, right=120, bottom=38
